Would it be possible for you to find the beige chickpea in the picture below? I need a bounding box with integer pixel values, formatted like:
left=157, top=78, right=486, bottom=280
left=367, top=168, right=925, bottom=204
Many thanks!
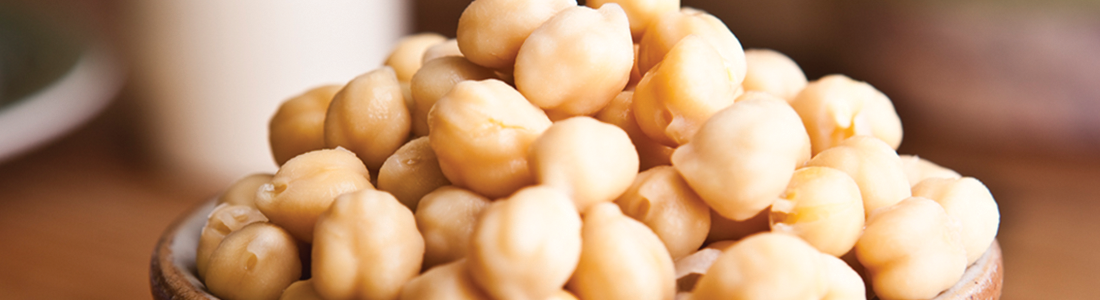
left=279, top=280, right=324, bottom=300
left=595, top=91, right=674, bottom=171
left=741, top=49, right=807, bottom=102
left=691, top=232, right=827, bottom=300
left=587, top=0, right=679, bottom=40
left=312, top=189, right=424, bottom=300
left=568, top=203, right=676, bottom=300
left=399, top=259, right=490, bottom=300
left=205, top=223, right=301, bottom=300
left=819, top=253, right=866, bottom=300
left=410, top=56, right=498, bottom=136
left=912, top=177, right=1000, bottom=264
left=422, top=39, right=464, bottom=64
left=546, top=290, right=580, bottom=300
left=467, top=186, right=582, bottom=300
left=377, top=137, right=451, bottom=211
left=633, top=35, right=738, bottom=146
left=324, top=67, right=411, bottom=172
left=428, top=79, right=552, bottom=199
left=269, top=85, right=341, bottom=166
left=616, top=166, right=710, bottom=259
left=514, top=4, right=634, bottom=118
left=255, top=148, right=372, bottom=242
left=385, top=33, right=448, bottom=83
left=770, top=166, right=865, bottom=257
left=672, top=94, right=811, bottom=221
left=217, top=173, right=273, bottom=208
left=456, top=0, right=576, bottom=70
left=790, top=74, right=903, bottom=155
left=704, top=209, right=769, bottom=245
left=415, top=186, right=492, bottom=269
left=196, top=203, right=269, bottom=279
left=805, top=136, right=911, bottom=218
left=529, top=116, right=639, bottom=211
left=900, top=154, right=961, bottom=187
left=637, top=8, right=746, bottom=85
left=856, top=197, right=967, bottom=300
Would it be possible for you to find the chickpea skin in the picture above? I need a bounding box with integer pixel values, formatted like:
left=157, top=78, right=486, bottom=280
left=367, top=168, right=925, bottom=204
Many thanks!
left=415, top=186, right=492, bottom=270
left=217, top=173, right=273, bottom=208
left=269, top=85, right=341, bottom=166
left=456, top=0, right=576, bottom=70
left=805, top=136, right=911, bottom=218
left=587, top=0, right=680, bottom=40
left=770, top=166, right=865, bottom=257
left=324, top=67, right=411, bottom=173
left=514, top=4, right=634, bottom=118
left=529, top=116, right=639, bottom=211
left=312, top=189, right=424, bottom=300
left=912, top=177, right=1000, bottom=264
left=856, top=197, right=967, bottom=300
left=255, top=148, right=372, bottom=242
left=398, top=259, right=490, bottom=300
left=790, top=74, right=903, bottom=155
left=205, top=223, right=301, bottom=300
left=467, top=186, right=582, bottom=300
left=410, top=56, right=498, bottom=136
left=196, top=203, right=269, bottom=279
left=741, top=49, right=807, bottom=102
left=615, top=166, right=710, bottom=259
left=900, top=154, right=961, bottom=187
left=637, top=7, right=746, bottom=85
left=595, top=91, right=674, bottom=170
left=633, top=35, right=738, bottom=146
left=568, top=203, right=677, bottom=300
left=672, top=93, right=811, bottom=221
left=428, top=79, right=552, bottom=199
left=385, top=33, right=448, bottom=83
left=691, top=232, right=827, bottom=300
left=377, top=137, right=451, bottom=211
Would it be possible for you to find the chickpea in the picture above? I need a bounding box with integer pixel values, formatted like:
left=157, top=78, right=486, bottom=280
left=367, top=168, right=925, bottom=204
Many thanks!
left=672, top=94, right=811, bottom=221
left=691, top=232, right=827, bottom=300
left=324, top=67, right=411, bottom=173
left=568, top=203, right=676, bottom=300
left=398, top=259, right=490, bottom=300
left=595, top=91, right=674, bottom=171
left=900, top=154, right=961, bottom=187
left=628, top=44, right=644, bottom=89
left=312, top=189, right=424, bottom=300
left=770, top=166, right=865, bottom=257
left=377, top=137, right=451, bottom=211
left=279, top=280, right=324, bottom=300
left=633, top=35, right=738, bottom=146
left=587, top=0, right=679, bottom=40
left=741, top=49, right=807, bottom=102
left=415, top=186, right=492, bottom=270
left=514, top=5, right=633, bottom=118
left=205, top=223, right=301, bottom=300
left=819, top=253, right=866, bottom=300
left=255, top=148, right=372, bottom=242
left=529, top=117, right=639, bottom=211
left=790, top=74, right=903, bottom=155
left=673, top=247, right=723, bottom=292
left=456, top=0, right=576, bottom=70
left=704, top=209, right=769, bottom=245
left=912, top=177, right=1000, bottom=264
left=428, top=79, right=552, bottom=199
left=410, top=56, right=498, bottom=136
left=385, top=33, right=448, bottom=83
left=196, top=203, right=269, bottom=279
left=422, top=39, right=463, bottom=64
left=217, top=173, right=273, bottom=208
left=615, top=166, right=710, bottom=259
left=467, top=186, right=582, bottom=300
left=805, top=136, right=911, bottom=218
left=856, top=197, right=967, bottom=300
left=269, top=85, right=341, bottom=166
left=637, top=7, right=746, bottom=86
left=546, top=290, right=580, bottom=300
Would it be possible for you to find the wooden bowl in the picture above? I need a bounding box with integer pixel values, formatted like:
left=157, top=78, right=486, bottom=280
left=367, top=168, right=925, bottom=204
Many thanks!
left=150, top=199, right=1003, bottom=300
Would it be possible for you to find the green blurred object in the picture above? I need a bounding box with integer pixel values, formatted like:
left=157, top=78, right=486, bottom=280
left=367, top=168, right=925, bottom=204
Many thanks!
left=0, top=9, right=82, bottom=108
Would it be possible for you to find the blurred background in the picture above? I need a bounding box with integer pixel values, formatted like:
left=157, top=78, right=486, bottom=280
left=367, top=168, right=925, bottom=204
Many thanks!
left=1, top=0, right=1097, bottom=299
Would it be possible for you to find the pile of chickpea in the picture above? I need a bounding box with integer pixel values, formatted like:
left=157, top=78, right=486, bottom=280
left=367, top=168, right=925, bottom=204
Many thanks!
left=196, top=0, right=1001, bottom=299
